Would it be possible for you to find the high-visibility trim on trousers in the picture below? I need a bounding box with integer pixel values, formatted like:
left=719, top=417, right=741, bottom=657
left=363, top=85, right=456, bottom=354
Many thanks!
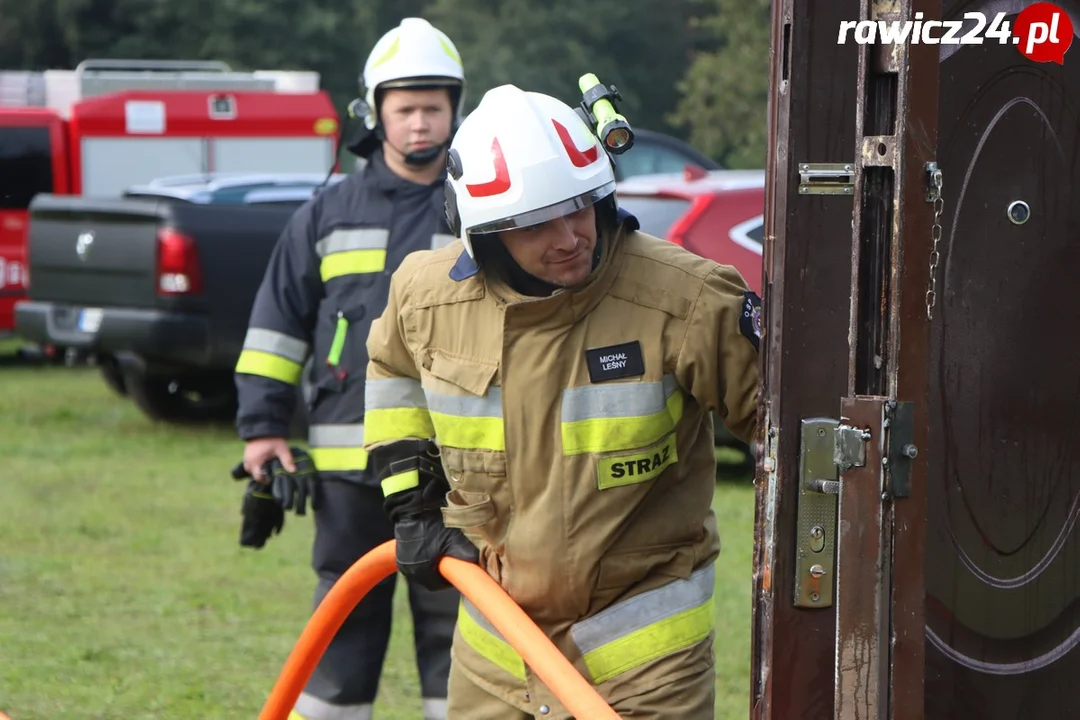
left=571, top=564, right=715, bottom=683
left=421, top=697, right=448, bottom=719
left=560, top=373, right=685, bottom=455
left=289, top=695, right=446, bottom=720
left=309, top=423, right=368, bottom=471
left=316, top=228, right=389, bottom=282
left=457, top=598, right=526, bottom=681
left=364, top=377, right=436, bottom=444
left=235, top=327, right=309, bottom=385
left=458, top=564, right=715, bottom=685
left=292, top=692, right=373, bottom=720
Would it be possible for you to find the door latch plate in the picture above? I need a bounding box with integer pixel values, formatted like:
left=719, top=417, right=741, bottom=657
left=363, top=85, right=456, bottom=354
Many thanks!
left=798, top=163, right=855, bottom=195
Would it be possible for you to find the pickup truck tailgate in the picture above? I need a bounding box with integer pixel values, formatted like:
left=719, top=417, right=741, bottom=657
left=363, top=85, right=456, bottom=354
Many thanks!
left=26, top=195, right=165, bottom=308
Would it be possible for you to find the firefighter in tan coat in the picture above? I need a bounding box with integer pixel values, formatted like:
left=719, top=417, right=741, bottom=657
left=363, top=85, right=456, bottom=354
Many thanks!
left=363, top=83, right=761, bottom=718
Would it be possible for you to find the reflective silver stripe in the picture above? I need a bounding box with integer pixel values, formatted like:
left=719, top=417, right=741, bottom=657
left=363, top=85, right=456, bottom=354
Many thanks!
left=315, top=228, right=389, bottom=257
left=308, top=423, right=364, bottom=447
left=562, top=373, right=679, bottom=423
left=425, top=386, right=503, bottom=417
left=242, top=327, right=309, bottom=363
left=365, top=377, right=428, bottom=411
left=293, top=692, right=373, bottom=720
left=463, top=597, right=510, bottom=642
left=570, top=565, right=714, bottom=654
left=422, top=697, right=448, bottom=720
left=431, top=233, right=455, bottom=251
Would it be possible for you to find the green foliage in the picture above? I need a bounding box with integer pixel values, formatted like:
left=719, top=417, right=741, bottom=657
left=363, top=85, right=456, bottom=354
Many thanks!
left=0, top=0, right=773, bottom=168
left=667, top=0, right=772, bottom=168
left=424, top=0, right=704, bottom=137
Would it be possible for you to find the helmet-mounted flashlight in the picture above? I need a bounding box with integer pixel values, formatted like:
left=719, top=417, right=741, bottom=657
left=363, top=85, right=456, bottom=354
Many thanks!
left=576, top=73, right=634, bottom=155
left=347, top=97, right=372, bottom=122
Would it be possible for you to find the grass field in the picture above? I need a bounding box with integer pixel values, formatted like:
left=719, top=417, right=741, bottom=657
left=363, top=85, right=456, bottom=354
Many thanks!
left=0, top=344, right=756, bottom=719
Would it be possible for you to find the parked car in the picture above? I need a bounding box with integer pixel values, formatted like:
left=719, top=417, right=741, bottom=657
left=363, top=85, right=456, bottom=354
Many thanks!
left=615, top=168, right=766, bottom=469
left=14, top=173, right=344, bottom=427
left=611, top=128, right=723, bottom=181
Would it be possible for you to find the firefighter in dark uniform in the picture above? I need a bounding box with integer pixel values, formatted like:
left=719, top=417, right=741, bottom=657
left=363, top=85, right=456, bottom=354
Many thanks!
left=233, top=18, right=466, bottom=720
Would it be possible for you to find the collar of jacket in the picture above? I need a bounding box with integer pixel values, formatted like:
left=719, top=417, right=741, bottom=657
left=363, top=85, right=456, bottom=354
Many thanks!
left=363, top=146, right=446, bottom=195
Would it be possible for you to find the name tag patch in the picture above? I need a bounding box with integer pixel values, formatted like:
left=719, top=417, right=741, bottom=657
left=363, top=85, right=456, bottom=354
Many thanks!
left=597, top=434, right=678, bottom=490
left=585, top=341, right=645, bottom=383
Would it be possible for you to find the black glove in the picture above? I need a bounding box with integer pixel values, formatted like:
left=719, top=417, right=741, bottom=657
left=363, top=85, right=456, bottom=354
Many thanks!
left=373, top=440, right=479, bottom=592
left=266, top=447, right=320, bottom=516
left=237, top=476, right=285, bottom=549
left=231, top=447, right=319, bottom=549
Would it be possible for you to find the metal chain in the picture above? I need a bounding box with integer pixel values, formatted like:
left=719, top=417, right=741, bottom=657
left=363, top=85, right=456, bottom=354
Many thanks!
left=925, top=163, right=944, bottom=320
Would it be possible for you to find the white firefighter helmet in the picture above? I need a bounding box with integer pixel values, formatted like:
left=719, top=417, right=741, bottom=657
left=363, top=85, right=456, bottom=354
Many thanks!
left=445, top=84, right=616, bottom=259
left=361, top=17, right=466, bottom=130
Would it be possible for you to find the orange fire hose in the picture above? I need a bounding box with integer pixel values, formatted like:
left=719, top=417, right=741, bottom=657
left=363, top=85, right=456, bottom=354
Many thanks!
left=258, top=540, right=620, bottom=720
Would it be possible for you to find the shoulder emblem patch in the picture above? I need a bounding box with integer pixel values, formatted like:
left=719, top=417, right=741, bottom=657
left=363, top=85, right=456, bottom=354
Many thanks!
left=739, top=290, right=763, bottom=351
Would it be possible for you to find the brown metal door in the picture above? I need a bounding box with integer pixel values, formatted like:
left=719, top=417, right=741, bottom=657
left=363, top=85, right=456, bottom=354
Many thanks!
left=924, top=2, right=1080, bottom=717
left=753, top=0, right=942, bottom=717
left=751, top=0, right=863, bottom=717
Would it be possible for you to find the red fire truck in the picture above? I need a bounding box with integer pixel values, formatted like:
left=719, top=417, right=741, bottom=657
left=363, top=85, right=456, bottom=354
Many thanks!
left=0, top=59, right=340, bottom=337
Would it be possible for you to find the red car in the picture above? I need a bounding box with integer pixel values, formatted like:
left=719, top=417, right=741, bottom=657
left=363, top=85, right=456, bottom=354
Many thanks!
left=615, top=168, right=765, bottom=294
left=615, top=168, right=766, bottom=469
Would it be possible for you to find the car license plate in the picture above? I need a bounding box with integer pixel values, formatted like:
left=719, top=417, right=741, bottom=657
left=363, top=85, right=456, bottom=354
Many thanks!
left=78, top=308, right=104, bottom=333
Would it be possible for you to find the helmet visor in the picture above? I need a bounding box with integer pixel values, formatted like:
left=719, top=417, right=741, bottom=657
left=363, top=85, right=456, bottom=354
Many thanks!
left=467, top=181, right=616, bottom=235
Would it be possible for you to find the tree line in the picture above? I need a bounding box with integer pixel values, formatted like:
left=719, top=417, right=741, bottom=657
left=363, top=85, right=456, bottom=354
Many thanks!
left=0, top=0, right=771, bottom=168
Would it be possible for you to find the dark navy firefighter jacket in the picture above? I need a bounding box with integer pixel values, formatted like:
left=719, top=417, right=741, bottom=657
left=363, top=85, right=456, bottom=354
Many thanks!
left=234, top=148, right=455, bottom=484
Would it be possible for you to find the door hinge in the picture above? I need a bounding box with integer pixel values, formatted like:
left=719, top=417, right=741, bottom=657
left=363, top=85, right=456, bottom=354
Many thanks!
left=798, top=162, right=855, bottom=195
left=884, top=400, right=916, bottom=498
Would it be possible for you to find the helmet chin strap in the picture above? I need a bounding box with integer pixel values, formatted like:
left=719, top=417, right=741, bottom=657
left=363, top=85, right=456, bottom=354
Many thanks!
left=376, top=124, right=451, bottom=168
left=402, top=140, right=449, bottom=167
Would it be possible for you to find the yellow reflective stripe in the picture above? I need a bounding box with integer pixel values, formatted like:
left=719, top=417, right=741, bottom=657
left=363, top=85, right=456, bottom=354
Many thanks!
left=320, top=249, right=387, bottom=282
left=235, top=349, right=303, bottom=385
left=423, top=385, right=504, bottom=452
left=316, top=228, right=389, bottom=255
left=562, top=389, right=684, bottom=455
left=429, top=413, right=505, bottom=451
left=309, top=446, right=368, bottom=471
left=458, top=600, right=526, bottom=680
left=571, top=565, right=714, bottom=684
left=316, top=228, right=389, bottom=282
left=584, top=598, right=713, bottom=684
left=309, top=425, right=367, bottom=470
left=381, top=469, right=419, bottom=496
left=241, top=327, right=309, bottom=363
left=366, top=378, right=428, bottom=412
left=363, top=407, right=436, bottom=444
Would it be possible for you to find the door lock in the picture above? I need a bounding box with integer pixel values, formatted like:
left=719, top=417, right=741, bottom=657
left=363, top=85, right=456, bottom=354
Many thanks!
left=793, top=418, right=869, bottom=608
